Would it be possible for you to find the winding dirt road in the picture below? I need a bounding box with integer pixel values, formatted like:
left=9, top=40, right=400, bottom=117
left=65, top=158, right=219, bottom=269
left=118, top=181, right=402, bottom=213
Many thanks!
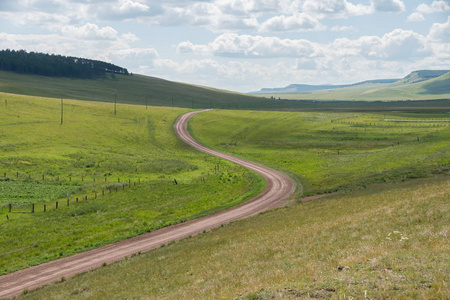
left=0, top=110, right=296, bottom=299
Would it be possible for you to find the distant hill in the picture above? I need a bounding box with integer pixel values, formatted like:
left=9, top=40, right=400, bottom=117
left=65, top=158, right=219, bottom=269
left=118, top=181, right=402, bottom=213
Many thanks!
left=393, top=70, right=450, bottom=86
left=0, top=49, right=129, bottom=78
left=251, top=70, right=450, bottom=101
left=419, top=70, right=450, bottom=95
left=252, top=79, right=399, bottom=94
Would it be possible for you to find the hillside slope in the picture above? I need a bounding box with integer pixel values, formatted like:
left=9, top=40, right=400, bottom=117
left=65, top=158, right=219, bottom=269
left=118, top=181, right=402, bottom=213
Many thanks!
left=0, top=70, right=270, bottom=109
left=393, top=69, right=450, bottom=85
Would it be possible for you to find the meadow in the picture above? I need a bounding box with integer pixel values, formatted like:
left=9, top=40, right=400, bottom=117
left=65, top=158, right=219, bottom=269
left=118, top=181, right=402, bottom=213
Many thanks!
left=1, top=91, right=449, bottom=298
left=17, top=176, right=449, bottom=299
left=189, top=109, right=450, bottom=196
left=0, top=93, right=264, bottom=274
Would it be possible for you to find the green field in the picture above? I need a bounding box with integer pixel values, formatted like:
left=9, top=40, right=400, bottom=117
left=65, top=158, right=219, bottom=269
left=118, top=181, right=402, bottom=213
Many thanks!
left=0, top=93, right=264, bottom=274
left=17, top=177, right=449, bottom=299
left=189, top=110, right=450, bottom=195
left=1, top=77, right=449, bottom=299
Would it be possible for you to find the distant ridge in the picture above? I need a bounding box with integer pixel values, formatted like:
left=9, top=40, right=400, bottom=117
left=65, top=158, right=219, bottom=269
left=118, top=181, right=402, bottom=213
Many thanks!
left=249, top=70, right=450, bottom=101
left=251, top=70, right=450, bottom=94
left=252, top=78, right=399, bottom=94
left=393, top=70, right=450, bottom=85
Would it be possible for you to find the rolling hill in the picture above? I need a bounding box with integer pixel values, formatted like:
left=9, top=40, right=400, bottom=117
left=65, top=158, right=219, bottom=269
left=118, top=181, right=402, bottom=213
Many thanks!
left=252, top=70, right=450, bottom=101
left=0, top=70, right=271, bottom=109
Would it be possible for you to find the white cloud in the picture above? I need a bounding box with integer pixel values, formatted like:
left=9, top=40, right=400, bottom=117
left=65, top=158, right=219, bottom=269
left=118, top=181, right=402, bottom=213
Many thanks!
left=428, top=16, right=450, bottom=42
left=0, top=11, right=71, bottom=27
left=177, top=33, right=322, bottom=58
left=302, top=0, right=373, bottom=18
left=110, top=48, right=159, bottom=59
left=97, top=0, right=151, bottom=20
left=155, top=2, right=259, bottom=31
left=59, top=23, right=119, bottom=40
left=332, top=29, right=429, bottom=60
left=407, top=12, right=425, bottom=22
left=259, top=13, right=326, bottom=32
left=417, top=1, right=450, bottom=14
left=372, top=0, right=406, bottom=12
left=330, top=25, right=356, bottom=31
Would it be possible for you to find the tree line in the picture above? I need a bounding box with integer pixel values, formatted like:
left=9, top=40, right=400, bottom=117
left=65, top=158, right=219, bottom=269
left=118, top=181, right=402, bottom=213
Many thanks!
left=0, top=49, right=129, bottom=78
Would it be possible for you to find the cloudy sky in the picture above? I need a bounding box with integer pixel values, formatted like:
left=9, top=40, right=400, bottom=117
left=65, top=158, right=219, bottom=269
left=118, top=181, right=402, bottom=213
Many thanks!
left=1, top=0, right=449, bottom=92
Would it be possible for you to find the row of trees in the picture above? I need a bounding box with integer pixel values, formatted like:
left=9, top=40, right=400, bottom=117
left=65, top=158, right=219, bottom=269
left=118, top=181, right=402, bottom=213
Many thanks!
left=0, top=49, right=129, bottom=78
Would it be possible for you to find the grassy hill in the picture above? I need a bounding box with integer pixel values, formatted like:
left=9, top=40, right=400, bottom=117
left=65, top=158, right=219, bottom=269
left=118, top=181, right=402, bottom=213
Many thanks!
left=0, top=70, right=271, bottom=109
left=256, top=70, right=450, bottom=101
left=393, top=70, right=450, bottom=85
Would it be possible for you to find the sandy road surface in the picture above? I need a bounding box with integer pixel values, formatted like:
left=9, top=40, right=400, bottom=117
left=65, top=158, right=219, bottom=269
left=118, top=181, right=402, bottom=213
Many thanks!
left=0, top=109, right=296, bottom=299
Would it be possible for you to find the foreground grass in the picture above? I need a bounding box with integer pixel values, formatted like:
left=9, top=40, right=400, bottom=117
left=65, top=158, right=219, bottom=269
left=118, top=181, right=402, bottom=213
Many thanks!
left=0, top=94, right=264, bottom=274
left=18, top=176, right=449, bottom=299
left=190, top=110, right=450, bottom=195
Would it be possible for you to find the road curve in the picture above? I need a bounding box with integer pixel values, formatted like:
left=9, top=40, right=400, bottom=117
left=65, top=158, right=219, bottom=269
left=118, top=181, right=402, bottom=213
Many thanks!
left=0, top=110, right=296, bottom=299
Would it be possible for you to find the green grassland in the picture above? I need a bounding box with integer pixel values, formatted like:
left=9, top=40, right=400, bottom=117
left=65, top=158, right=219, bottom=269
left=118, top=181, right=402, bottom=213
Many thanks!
left=0, top=93, right=264, bottom=274
left=17, top=176, right=449, bottom=299
left=2, top=70, right=449, bottom=113
left=257, top=71, right=450, bottom=101
left=0, top=70, right=271, bottom=109
left=189, top=110, right=450, bottom=195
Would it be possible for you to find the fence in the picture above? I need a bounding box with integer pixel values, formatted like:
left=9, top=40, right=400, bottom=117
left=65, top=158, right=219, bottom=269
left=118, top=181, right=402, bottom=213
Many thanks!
left=3, top=175, right=144, bottom=215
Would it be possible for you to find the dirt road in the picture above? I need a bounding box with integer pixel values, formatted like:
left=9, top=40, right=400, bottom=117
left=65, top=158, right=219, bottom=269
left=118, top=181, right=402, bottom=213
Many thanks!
left=0, top=110, right=296, bottom=298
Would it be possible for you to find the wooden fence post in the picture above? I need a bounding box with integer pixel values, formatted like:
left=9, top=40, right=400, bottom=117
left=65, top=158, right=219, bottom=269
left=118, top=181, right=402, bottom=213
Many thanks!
left=56, top=201, right=58, bottom=209
left=8, top=203, right=12, bottom=213
left=32, top=204, right=34, bottom=213
left=67, top=199, right=70, bottom=206
left=44, top=205, right=46, bottom=212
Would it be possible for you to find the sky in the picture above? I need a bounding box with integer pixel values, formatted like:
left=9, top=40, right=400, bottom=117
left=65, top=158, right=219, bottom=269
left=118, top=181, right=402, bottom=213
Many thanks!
left=0, top=0, right=449, bottom=92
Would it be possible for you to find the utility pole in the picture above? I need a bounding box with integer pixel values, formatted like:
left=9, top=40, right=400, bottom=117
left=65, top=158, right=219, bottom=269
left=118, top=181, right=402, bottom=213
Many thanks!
left=60, top=98, right=64, bottom=125
left=114, top=89, right=117, bottom=115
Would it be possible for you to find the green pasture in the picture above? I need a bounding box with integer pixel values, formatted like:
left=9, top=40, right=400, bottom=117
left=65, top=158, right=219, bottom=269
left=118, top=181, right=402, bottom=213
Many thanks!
left=18, top=176, right=449, bottom=299
left=190, top=109, right=450, bottom=195
left=0, top=93, right=264, bottom=273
